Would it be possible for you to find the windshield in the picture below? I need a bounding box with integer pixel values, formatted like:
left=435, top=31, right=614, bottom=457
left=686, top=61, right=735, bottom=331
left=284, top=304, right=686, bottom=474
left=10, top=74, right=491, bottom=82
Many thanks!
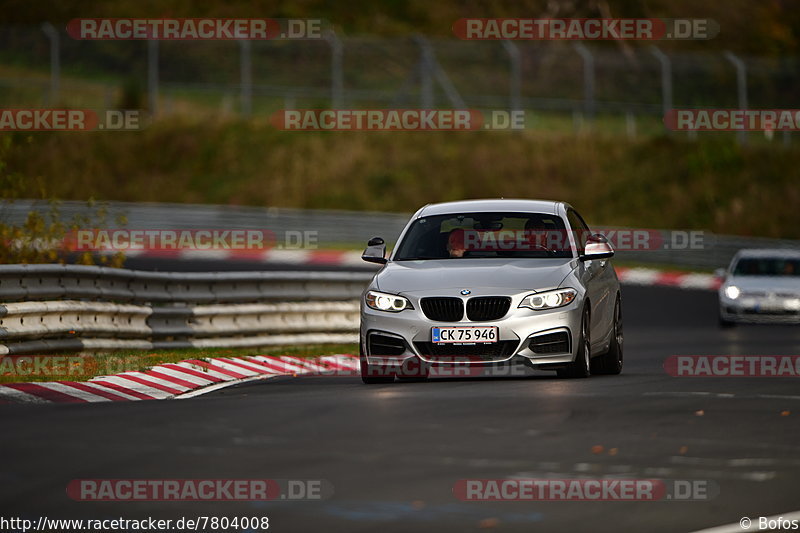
left=393, top=212, right=574, bottom=260
left=732, top=257, right=800, bottom=276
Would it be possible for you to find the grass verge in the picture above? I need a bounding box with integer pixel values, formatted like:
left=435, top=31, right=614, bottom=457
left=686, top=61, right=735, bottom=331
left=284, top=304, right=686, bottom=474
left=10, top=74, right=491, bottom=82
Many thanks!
left=5, top=119, right=800, bottom=239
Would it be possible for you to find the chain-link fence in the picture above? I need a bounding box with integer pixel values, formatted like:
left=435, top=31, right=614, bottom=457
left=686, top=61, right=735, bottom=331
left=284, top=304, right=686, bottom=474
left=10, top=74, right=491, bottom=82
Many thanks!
left=2, top=24, right=800, bottom=137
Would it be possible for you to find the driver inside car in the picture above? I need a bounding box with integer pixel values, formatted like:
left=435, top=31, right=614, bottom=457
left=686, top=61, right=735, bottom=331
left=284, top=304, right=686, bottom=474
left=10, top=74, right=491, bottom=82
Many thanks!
left=446, top=228, right=467, bottom=258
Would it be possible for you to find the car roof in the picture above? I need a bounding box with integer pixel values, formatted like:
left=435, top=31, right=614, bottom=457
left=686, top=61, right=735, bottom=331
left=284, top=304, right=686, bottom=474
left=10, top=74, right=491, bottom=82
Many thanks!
left=735, top=248, right=800, bottom=259
left=416, top=199, right=564, bottom=217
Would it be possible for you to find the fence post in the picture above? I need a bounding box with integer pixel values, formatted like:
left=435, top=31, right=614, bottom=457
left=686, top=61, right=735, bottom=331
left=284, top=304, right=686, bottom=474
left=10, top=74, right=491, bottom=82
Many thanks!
left=723, top=51, right=748, bottom=145
left=414, top=36, right=465, bottom=109
left=40, top=23, right=60, bottom=105
left=649, top=46, right=672, bottom=118
left=502, top=40, right=521, bottom=113
left=239, top=40, right=253, bottom=117
left=414, top=35, right=435, bottom=108
left=325, top=30, right=344, bottom=109
left=626, top=111, right=636, bottom=139
left=147, top=39, right=159, bottom=116
left=573, top=43, right=595, bottom=125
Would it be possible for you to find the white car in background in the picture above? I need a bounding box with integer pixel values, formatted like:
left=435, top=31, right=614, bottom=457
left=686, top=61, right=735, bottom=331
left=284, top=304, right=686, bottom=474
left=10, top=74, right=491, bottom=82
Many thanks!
left=717, top=249, right=800, bottom=326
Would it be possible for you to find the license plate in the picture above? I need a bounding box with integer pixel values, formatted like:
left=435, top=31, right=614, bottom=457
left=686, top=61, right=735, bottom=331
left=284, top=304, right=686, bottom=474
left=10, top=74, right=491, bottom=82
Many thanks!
left=755, top=301, right=783, bottom=313
left=432, top=326, right=498, bottom=344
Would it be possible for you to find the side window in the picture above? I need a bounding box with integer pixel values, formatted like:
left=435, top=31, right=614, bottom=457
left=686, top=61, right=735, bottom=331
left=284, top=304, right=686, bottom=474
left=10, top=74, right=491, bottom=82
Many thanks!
left=566, top=209, right=591, bottom=255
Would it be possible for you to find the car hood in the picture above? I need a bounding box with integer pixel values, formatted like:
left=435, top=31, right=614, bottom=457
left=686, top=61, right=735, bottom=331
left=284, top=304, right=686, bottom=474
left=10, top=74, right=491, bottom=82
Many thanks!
left=726, top=276, right=800, bottom=293
left=374, top=258, right=576, bottom=295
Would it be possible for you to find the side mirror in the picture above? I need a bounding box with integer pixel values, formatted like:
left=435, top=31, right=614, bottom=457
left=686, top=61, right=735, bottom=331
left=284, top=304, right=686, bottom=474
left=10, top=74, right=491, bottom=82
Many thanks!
left=362, top=236, right=387, bottom=264
left=579, top=233, right=614, bottom=261
left=714, top=268, right=727, bottom=279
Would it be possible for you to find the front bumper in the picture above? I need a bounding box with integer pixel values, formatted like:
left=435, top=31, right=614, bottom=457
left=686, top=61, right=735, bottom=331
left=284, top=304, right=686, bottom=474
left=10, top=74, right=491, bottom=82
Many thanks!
left=360, top=291, right=583, bottom=370
left=719, top=295, right=800, bottom=324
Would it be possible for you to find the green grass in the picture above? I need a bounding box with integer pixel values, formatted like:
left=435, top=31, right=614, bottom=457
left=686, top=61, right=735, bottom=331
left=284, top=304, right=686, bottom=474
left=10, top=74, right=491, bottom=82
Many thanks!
left=4, top=118, right=800, bottom=239
left=0, top=343, right=357, bottom=384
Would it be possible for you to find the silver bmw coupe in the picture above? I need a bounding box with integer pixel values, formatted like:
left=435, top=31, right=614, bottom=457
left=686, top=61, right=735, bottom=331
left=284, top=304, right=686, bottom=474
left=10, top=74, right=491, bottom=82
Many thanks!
left=359, top=199, right=623, bottom=383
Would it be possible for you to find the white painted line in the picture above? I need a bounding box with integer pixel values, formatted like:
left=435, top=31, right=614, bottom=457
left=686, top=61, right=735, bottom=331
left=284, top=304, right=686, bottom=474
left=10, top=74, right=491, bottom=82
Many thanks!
left=176, top=373, right=279, bottom=399
left=645, top=392, right=800, bottom=401
left=643, top=392, right=736, bottom=398
left=757, top=394, right=800, bottom=401
left=670, top=456, right=800, bottom=468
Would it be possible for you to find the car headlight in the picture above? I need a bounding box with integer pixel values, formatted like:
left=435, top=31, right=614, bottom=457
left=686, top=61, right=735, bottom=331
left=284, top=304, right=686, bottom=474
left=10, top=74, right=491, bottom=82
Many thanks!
left=724, top=285, right=740, bottom=300
left=365, top=290, right=413, bottom=312
left=519, top=288, right=577, bottom=311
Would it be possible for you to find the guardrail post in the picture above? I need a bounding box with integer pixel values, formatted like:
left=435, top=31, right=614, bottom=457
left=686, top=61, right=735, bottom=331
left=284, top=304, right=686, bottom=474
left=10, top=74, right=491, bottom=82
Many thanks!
left=239, top=39, right=253, bottom=117
left=723, top=51, right=748, bottom=145
left=40, top=23, right=60, bottom=105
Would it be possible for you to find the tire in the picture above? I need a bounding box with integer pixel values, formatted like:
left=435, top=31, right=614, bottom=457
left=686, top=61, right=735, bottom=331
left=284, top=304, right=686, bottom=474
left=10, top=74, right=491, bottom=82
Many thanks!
left=718, top=314, right=736, bottom=328
left=557, top=305, right=591, bottom=379
left=360, top=343, right=395, bottom=384
left=591, top=295, right=623, bottom=375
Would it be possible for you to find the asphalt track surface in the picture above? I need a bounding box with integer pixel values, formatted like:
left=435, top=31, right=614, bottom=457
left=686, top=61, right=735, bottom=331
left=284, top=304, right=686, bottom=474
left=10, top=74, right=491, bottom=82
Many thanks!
left=2, top=267, right=800, bottom=532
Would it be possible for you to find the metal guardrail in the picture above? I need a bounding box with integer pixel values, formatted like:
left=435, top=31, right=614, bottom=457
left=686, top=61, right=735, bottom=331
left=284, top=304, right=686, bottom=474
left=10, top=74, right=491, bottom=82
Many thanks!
left=0, top=265, right=371, bottom=355
left=3, top=200, right=799, bottom=271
